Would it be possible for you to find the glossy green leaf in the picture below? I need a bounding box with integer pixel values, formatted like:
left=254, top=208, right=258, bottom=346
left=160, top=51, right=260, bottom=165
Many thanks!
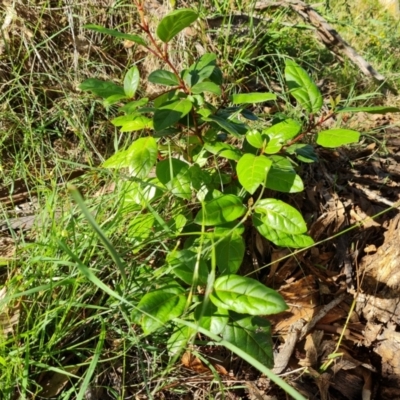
left=153, top=99, right=192, bottom=131
left=194, top=301, right=229, bottom=336
left=156, top=9, right=198, bottom=43
left=263, top=119, right=301, bottom=144
left=83, top=24, right=147, bottom=46
left=204, top=142, right=241, bottom=161
left=203, top=115, right=244, bottom=137
left=79, top=78, right=126, bottom=100
left=337, top=106, right=400, bottom=114
left=195, top=195, right=246, bottom=226
left=103, top=137, right=157, bottom=178
left=211, top=275, right=288, bottom=315
left=254, top=199, right=307, bottom=234
left=191, top=81, right=221, bottom=95
left=134, top=287, right=186, bottom=335
left=237, top=154, right=272, bottom=195
left=285, top=59, right=322, bottom=113
left=264, top=157, right=303, bottom=193
left=148, top=70, right=180, bottom=86
left=285, top=144, right=318, bottom=163
left=253, top=214, right=314, bottom=248
left=316, top=129, right=360, bottom=148
left=184, top=53, right=217, bottom=86
left=120, top=98, right=149, bottom=113
left=215, top=234, right=245, bottom=274
left=168, top=325, right=196, bottom=356
left=222, top=313, right=273, bottom=368
left=156, top=158, right=191, bottom=199
left=111, top=114, right=152, bottom=131
left=232, top=92, right=276, bottom=104
left=123, top=66, right=140, bottom=98
left=246, top=130, right=264, bottom=149
left=167, top=249, right=209, bottom=285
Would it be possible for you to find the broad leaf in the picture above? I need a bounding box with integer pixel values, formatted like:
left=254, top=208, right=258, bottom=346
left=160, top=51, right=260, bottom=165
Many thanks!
left=204, top=115, right=246, bottom=137
left=285, top=60, right=322, bottom=113
left=210, top=275, right=288, bottom=315
left=83, top=24, right=147, bottom=46
left=232, top=92, right=276, bottom=104
left=316, top=129, right=360, bottom=148
left=156, top=158, right=191, bottom=199
left=168, top=325, right=196, bottom=356
left=128, top=213, right=155, bottom=251
left=134, top=287, right=186, bottom=335
left=195, top=195, right=246, bottom=226
left=184, top=53, right=217, bottom=86
left=215, top=234, right=245, bottom=274
left=285, top=144, right=318, bottom=163
left=124, top=66, right=140, bottom=98
left=120, top=98, right=149, bottom=113
left=79, top=78, right=126, bottom=100
left=222, top=313, right=273, bottom=368
left=204, top=142, right=241, bottom=161
left=103, top=136, right=157, bottom=178
left=254, top=199, right=307, bottom=234
left=111, top=114, right=152, bottom=131
left=194, top=301, right=229, bottom=335
left=265, top=156, right=303, bottom=193
left=191, top=82, right=221, bottom=95
left=246, top=130, right=264, bottom=149
left=237, top=154, right=272, bottom=195
left=153, top=99, right=192, bottom=131
left=157, top=9, right=198, bottom=43
left=148, top=70, right=180, bottom=86
left=167, top=249, right=208, bottom=285
left=253, top=214, right=314, bottom=248
left=337, top=106, right=400, bottom=114
left=263, top=119, right=301, bottom=141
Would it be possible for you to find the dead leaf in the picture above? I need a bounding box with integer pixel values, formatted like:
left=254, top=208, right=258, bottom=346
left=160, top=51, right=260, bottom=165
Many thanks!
left=39, top=366, right=80, bottom=398
left=181, top=352, right=210, bottom=374
left=0, top=286, right=20, bottom=336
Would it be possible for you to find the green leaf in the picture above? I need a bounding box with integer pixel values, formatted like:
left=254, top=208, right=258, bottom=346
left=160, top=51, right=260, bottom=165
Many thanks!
left=148, top=70, right=180, bottom=86
left=246, top=129, right=264, bottom=149
left=253, top=214, right=314, bottom=248
left=285, top=59, right=322, bottom=113
left=120, top=98, right=149, bottom=113
left=264, top=156, right=303, bottom=193
left=111, top=114, right=152, bottom=131
left=337, top=106, right=400, bottom=114
left=215, top=234, right=245, bottom=274
left=237, top=154, right=272, bottom=195
left=134, top=288, right=186, bottom=335
left=262, top=119, right=302, bottom=154
left=156, top=9, right=198, bottom=43
left=222, top=313, right=273, bottom=368
left=103, top=137, right=157, bottom=178
left=153, top=99, right=193, bottom=131
left=232, top=92, right=277, bottom=104
left=168, top=325, right=196, bottom=356
left=195, top=195, right=246, bottom=226
left=184, top=53, right=218, bottom=86
left=191, top=81, right=221, bottom=95
left=203, top=115, right=246, bottom=137
left=83, top=24, right=147, bottom=46
left=156, top=158, right=191, bottom=199
left=194, top=301, right=229, bottom=335
left=285, top=144, right=318, bottom=163
left=123, top=66, right=140, bottom=98
left=128, top=213, right=155, bottom=251
left=210, top=275, right=288, bottom=315
left=316, top=129, right=360, bottom=148
left=167, top=249, right=209, bottom=285
left=254, top=199, right=307, bottom=234
left=79, top=78, right=125, bottom=100
left=204, top=142, right=242, bottom=161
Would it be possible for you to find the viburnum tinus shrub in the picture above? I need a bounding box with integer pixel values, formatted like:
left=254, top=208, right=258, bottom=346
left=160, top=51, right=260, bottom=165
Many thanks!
left=79, top=2, right=399, bottom=379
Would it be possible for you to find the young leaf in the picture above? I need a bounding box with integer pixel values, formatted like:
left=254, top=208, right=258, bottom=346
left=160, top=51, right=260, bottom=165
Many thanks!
left=156, top=9, right=198, bottom=43
left=222, top=313, right=273, bottom=368
left=153, top=99, right=193, bottom=131
left=167, top=249, right=209, bottom=285
left=195, top=195, right=246, bottom=226
left=156, top=158, right=191, bottom=200
left=237, top=154, right=272, bottom=195
left=194, top=301, right=229, bottom=336
left=191, top=82, right=221, bottom=95
left=204, top=142, right=241, bottom=161
left=103, top=136, right=157, bottom=178
left=254, top=199, right=307, bottom=234
left=215, top=234, right=245, bottom=274
left=285, top=59, right=322, bottom=114
left=124, top=66, right=140, bottom=98
left=83, top=24, right=147, bottom=46
left=253, top=214, right=314, bottom=248
left=210, top=275, right=288, bottom=315
left=79, top=78, right=126, bottom=100
left=134, top=287, right=186, bottom=335
left=316, top=129, right=360, bottom=148
left=337, top=106, right=400, bottom=114
left=111, top=114, right=152, bottom=132
left=246, top=130, right=264, bottom=149
left=232, top=92, right=277, bottom=104
left=148, top=70, right=180, bottom=86
left=263, top=119, right=301, bottom=141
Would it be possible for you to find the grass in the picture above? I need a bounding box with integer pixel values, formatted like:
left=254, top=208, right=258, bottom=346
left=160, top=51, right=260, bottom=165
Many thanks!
left=1, top=0, right=399, bottom=398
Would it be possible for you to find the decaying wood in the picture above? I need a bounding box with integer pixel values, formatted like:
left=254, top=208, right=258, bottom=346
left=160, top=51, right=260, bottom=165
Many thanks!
left=255, top=0, right=397, bottom=94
